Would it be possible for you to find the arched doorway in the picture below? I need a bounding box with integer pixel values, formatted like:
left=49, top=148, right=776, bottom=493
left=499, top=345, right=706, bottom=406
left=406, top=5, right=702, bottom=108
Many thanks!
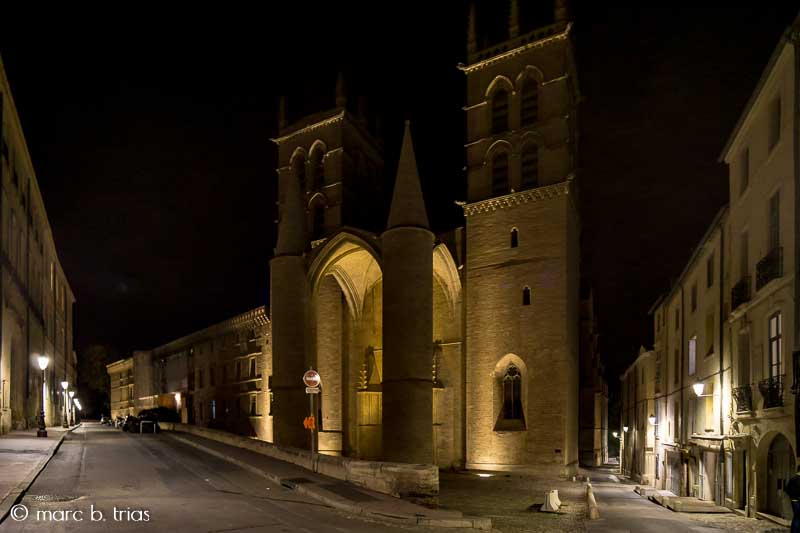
left=766, top=433, right=795, bottom=519
left=308, top=233, right=383, bottom=460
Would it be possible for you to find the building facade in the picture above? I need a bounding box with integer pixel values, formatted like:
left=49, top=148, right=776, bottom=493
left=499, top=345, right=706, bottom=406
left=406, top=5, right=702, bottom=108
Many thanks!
left=107, top=357, right=134, bottom=420
left=623, top=13, right=800, bottom=523
left=266, top=1, right=582, bottom=475
left=112, top=307, right=272, bottom=441
left=579, top=287, right=608, bottom=467
left=721, top=17, right=798, bottom=521
left=0, top=54, right=76, bottom=435
left=117, top=1, right=592, bottom=476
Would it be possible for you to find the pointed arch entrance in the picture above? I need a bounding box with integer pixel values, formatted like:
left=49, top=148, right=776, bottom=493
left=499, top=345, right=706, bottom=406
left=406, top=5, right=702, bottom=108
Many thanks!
left=309, top=232, right=383, bottom=459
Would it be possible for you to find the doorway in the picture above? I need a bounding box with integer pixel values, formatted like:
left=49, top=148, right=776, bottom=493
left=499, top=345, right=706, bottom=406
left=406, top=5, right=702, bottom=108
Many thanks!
left=766, top=433, right=795, bottom=519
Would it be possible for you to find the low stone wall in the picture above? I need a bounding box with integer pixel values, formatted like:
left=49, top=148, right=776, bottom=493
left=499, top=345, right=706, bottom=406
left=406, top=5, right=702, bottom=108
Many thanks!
left=159, top=422, right=438, bottom=498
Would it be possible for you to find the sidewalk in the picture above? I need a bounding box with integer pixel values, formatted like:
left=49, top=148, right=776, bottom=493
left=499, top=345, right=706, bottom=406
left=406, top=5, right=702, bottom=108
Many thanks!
left=162, top=430, right=492, bottom=530
left=583, top=467, right=785, bottom=533
left=0, top=424, right=79, bottom=522
left=437, top=471, right=588, bottom=533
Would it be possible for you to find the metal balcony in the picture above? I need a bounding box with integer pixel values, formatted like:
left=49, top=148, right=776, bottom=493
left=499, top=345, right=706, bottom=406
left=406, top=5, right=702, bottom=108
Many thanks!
left=732, top=385, right=753, bottom=413
left=758, top=375, right=784, bottom=409
left=756, top=247, right=782, bottom=291
left=731, top=276, right=751, bottom=310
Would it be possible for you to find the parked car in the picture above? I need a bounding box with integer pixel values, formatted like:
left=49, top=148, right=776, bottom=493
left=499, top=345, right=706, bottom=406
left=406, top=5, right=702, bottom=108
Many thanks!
left=121, top=415, right=139, bottom=432
left=136, top=407, right=179, bottom=423
left=100, top=415, right=108, bottom=425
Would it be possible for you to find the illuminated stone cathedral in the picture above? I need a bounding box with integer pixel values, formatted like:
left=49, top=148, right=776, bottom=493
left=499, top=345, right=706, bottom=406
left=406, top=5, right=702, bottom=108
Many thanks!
left=269, top=0, right=583, bottom=475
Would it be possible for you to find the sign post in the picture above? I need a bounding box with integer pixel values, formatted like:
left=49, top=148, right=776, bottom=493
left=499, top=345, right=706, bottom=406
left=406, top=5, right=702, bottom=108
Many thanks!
left=303, top=369, right=321, bottom=469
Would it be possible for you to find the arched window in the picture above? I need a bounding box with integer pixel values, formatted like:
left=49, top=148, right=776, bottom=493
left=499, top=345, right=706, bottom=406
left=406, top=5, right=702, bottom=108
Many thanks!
left=491, top=152, right=509, bottom=197
left=293, top=154, right=306, bottom=192
left=310, top=149, right=325, bottom=190
left=521, top=77, right=539, bottom=126
left=502, top=365, right=523, bottom=420
left=491, top=89, right=509, bottom=134
left=522, top=286, right=531, bottom=306
left=521, top=142, right=539, bottom=189
left=511, top=228, right=519, bottom=248
left=313, top=203, right=326, bottom=238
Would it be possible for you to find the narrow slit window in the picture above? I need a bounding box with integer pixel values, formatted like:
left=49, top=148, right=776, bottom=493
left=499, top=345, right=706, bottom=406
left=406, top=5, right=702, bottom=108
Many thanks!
left=522, top=286, right=531, bottom=306
left=511, top=228, right=519, bottom=248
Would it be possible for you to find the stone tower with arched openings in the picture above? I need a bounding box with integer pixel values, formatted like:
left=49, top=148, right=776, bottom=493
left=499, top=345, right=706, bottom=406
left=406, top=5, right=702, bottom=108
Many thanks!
left=460, top=0, right=581, bottom=475
left=272, top=73, right=384, bottom=245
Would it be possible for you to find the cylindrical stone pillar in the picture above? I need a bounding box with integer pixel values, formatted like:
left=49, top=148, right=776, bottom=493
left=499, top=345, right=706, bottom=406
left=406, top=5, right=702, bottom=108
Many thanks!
left=270, top=254, right=308, bottom=449
left=381, top=226, right=433, bottom=464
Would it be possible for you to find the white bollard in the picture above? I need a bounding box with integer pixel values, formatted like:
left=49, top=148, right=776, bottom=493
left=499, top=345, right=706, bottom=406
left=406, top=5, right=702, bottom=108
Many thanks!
left=542, top=489, right=561, bottom=512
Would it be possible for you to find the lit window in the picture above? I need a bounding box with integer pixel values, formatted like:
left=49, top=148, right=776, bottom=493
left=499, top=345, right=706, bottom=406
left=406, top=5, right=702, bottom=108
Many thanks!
left=769, top=312, right=782, bottom=379
left=688, top=336, right=697, bottom=376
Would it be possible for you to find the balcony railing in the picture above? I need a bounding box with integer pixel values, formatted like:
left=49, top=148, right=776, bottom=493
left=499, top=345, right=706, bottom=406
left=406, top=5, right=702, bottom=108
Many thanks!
left=756, top=247, right=783, bottom=291
left=731, top=276, right=751, bottom=310
left=732, top=385, right=753, bottom=413
left=758, top=375, right=784, bottom=409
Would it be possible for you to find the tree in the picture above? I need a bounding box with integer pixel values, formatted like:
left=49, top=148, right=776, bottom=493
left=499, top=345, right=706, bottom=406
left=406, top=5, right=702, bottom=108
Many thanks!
left=77, top=344, right=117, bottom=418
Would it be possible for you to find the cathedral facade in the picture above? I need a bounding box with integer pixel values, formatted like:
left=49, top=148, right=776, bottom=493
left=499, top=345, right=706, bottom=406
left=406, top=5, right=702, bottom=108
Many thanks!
left=270, top=1, right=581, bottom=475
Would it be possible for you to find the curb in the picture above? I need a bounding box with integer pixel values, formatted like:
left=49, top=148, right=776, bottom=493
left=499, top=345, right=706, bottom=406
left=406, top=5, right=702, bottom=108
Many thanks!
left=164, top=432, right=491, bottom=530
left=0, top=424, right=82, bottom=524
left=586, top=483, right=600, bottom=520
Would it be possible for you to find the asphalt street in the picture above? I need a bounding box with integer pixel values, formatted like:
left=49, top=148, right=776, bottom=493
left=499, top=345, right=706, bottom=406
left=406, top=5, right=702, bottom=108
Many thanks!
left=0, top=422, right=425, bottom=532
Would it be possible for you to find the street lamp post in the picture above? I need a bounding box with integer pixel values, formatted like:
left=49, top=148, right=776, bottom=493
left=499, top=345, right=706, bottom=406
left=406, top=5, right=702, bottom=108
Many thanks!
left=68, top=390, right=75, bottom=426
left=36, top=355, right=49, bottom=437
left=60, top=381, right=69, bottom=428
left=621, top=425, right=629, bottom=475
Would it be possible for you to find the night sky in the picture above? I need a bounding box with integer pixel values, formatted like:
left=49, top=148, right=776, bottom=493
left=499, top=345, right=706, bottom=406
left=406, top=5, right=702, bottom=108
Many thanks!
left=0, top=5, right=797, bottom=382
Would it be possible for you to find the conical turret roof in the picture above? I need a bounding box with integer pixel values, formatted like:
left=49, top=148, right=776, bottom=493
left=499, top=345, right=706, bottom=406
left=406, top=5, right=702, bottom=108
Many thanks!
left=387, top=121, right=429, bottom=230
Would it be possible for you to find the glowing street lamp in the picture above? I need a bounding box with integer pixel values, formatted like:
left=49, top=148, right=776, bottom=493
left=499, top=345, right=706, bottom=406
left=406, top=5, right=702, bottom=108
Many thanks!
left=623, top=426, right=629, bottom=433
left=68, top=390, right=75, bottom=426
left=648, top=414, right=657, bottom=426
left=36, top=355, right=49, bottom=437
left=693, top=381, right=706, bottom=397
left=60, top=381, right=69, bottom=428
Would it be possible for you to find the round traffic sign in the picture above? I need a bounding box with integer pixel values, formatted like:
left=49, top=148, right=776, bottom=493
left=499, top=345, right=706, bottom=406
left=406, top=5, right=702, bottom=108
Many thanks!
left=303, top=369, right=321, bottom=388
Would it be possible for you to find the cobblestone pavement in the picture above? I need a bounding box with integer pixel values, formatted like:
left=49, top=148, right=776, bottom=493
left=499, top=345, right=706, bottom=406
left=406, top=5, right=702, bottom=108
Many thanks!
left=438, top=471, right=588, bottom=533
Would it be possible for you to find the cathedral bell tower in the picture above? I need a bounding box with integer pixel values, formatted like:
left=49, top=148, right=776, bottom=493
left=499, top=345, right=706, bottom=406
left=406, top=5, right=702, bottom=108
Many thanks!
left=460, top=0, right=581, bottom=476
left=272, top=74, right=384, bottom=246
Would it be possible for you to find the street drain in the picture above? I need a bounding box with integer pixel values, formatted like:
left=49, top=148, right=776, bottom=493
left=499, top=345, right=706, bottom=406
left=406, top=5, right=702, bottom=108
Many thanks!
left=29, top=495, right=79, bottom=502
